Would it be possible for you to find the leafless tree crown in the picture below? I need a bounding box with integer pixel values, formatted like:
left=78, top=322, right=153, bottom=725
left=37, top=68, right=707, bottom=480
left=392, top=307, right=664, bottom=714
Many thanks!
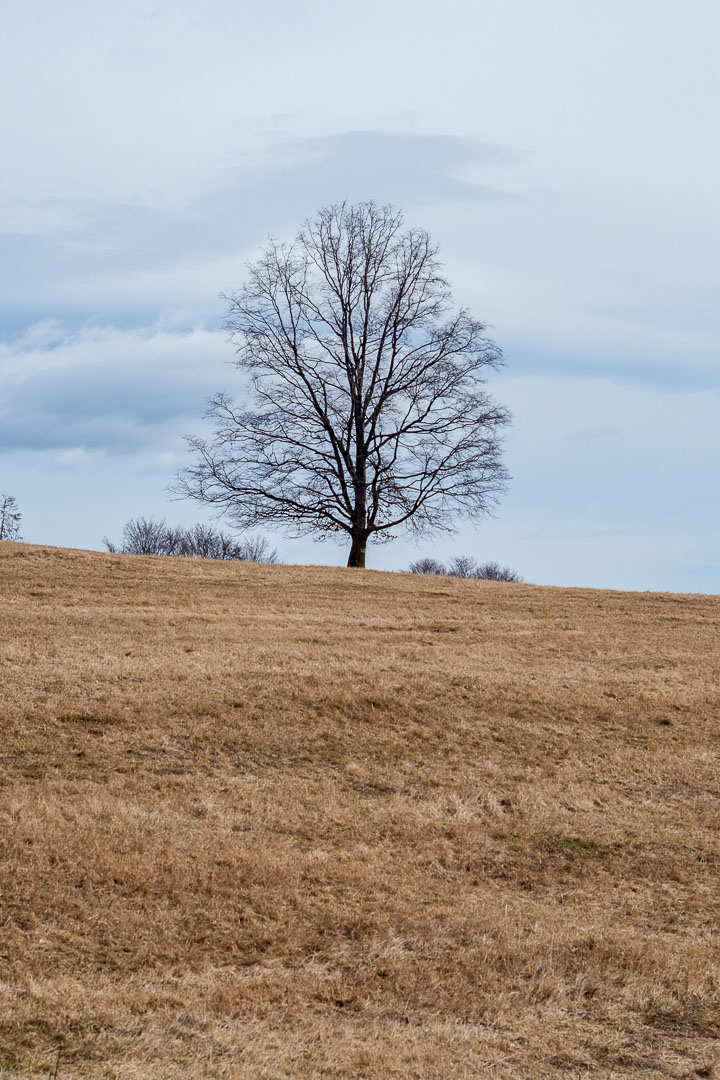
left=176, top=202, right=510, bottom=567
left=0, top=494, right=22, bottom=542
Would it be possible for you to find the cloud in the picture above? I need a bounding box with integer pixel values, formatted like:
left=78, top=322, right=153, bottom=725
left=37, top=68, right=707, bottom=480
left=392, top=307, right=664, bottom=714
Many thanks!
left=0, top=323, right=229, bottom=452
left=57, top=447, right=106, bottom=467
left=0, top=131, right=518, bottom=329
left=2, top=126, right=717, bottom=395
left=567, top=427, right=624, bottom=442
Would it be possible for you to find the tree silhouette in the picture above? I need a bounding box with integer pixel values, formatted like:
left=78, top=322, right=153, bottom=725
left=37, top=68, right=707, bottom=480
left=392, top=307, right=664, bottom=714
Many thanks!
left=177, top=202, right=509, bottom=567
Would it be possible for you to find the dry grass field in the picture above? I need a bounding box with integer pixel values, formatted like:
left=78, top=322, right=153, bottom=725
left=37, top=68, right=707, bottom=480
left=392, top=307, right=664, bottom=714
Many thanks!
left=1, top=542, right=719, bottom=1079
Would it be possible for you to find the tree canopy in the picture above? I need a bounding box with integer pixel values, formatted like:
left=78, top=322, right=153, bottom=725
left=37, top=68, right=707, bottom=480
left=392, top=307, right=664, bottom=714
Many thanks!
left=177, top=202, right=509, bottom=567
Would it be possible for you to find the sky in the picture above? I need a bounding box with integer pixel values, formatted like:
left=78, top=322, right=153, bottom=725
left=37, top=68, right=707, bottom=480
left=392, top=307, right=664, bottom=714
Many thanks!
left=1, top=0, right=718, bottom=592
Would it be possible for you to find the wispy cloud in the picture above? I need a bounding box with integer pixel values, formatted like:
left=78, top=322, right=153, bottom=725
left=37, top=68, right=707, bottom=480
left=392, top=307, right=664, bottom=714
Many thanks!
left=0, top=323, right=226, bottom=452
left=0, top=131, right=519, bottom=330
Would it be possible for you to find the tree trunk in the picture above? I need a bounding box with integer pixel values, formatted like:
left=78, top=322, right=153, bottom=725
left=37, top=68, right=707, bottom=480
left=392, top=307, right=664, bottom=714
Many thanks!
left=347, top=533, right=367, bottom=568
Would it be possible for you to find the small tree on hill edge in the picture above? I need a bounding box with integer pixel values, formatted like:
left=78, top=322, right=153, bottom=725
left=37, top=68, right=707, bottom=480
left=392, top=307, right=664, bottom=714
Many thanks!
left=0, top=494, right=22, bottom=541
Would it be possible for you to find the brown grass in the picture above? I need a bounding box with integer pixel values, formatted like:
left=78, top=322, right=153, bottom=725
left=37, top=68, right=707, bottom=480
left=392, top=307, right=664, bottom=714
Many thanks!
left=1, top=541, right=719, bottom=1078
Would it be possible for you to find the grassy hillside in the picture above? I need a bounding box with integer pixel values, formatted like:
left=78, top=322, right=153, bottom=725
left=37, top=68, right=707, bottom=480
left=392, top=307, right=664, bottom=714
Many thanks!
left=1, top=543, right=719, bottom=1079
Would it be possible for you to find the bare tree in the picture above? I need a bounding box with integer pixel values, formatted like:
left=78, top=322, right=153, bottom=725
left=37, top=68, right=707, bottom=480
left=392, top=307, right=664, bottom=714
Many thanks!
left=175, top=202, right=509, bottom=568
left=0, top=494, right=22, bottom=541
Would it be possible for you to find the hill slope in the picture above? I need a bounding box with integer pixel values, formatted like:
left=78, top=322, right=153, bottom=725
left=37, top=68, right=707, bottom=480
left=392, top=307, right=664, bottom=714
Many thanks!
left=1, top=543, right=719, bottom=1079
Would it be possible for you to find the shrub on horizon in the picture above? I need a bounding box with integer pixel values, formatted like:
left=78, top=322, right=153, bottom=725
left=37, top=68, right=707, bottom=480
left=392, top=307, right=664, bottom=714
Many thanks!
left=103, top=517, right=279, bottom=563
left=408, top=557, right=447, bottom=575
left=408, top=554, right=522, bottom=582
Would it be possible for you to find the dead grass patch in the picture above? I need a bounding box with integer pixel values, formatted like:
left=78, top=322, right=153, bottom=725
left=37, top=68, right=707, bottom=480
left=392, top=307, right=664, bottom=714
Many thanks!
left=1, top=542, right=719, bottom=1077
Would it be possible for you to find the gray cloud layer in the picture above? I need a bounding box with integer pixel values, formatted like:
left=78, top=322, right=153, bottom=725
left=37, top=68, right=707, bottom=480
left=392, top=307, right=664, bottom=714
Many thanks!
left=0, top=133, right=516, bottom=327
left=0, top=325, right=226, bottom=452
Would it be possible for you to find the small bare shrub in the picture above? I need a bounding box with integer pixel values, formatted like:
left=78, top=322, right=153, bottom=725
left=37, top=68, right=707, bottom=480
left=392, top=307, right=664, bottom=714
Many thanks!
left=474, top=560, right=522, bottom=582
left=103, top=517, right=278, bottom=562
left=409, top=554, right=522, bottom=581
left=408, top=558, right=447, bottom=575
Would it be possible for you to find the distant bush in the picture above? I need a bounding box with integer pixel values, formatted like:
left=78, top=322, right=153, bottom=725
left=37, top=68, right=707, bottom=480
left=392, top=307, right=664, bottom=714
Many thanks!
left=104, top=517, right=279, bottom=563
left=446, top=555, right=478, bottom=579
left=408, top=557, right=446, bottom=575
left=472, top=560, right=522, bottom=582
left=409, top=554, right=522, bottom=582
left=0, top=494, right=22, bottom=542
